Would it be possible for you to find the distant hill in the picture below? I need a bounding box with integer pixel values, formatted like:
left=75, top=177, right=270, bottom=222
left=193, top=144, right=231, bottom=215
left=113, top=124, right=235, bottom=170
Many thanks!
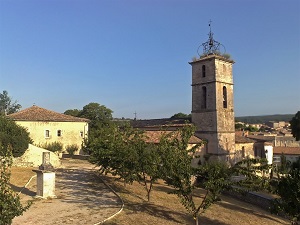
left=235, top=114, right=294, bottom=124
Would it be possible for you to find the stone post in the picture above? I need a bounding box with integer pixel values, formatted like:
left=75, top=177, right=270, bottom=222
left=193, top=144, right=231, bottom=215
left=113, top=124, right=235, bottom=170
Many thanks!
left=33, top=152, right=56, bottom=198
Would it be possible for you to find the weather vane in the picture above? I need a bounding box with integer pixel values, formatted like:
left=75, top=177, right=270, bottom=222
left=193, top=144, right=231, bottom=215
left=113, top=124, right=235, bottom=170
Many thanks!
left=197, top=20, right=226, bottom=57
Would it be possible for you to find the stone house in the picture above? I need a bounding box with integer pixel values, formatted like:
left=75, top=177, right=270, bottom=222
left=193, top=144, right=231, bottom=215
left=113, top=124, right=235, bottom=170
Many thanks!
left=132, top=119, right=205, bottom=165
left=8, top=105, right=89, bottom=154
left=234, top=135, right=255, bottom=162
left=273, top=146, right=300, bottom=164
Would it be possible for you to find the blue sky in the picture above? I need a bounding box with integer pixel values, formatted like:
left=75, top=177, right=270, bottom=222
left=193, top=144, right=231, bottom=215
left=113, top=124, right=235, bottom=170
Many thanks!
left=0, top=0, right=299, bottom=119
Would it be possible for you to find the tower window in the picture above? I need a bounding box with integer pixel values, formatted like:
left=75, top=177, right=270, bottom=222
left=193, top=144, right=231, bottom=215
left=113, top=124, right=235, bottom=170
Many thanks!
left=202, top=86, right=207, bottom=109
left=223, top=86, right=227, bottom=108
left=202, top=65, right=206, bottom=77
left=57, top=130, right=62, bottom=137
left=242, top=146, right=245, bottom=158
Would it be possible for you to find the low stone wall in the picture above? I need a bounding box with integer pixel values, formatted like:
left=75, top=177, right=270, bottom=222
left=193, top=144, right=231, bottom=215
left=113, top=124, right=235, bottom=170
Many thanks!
left=225, top=189, right=274, bottom=211
left=62, top=154, right=89, bottom=160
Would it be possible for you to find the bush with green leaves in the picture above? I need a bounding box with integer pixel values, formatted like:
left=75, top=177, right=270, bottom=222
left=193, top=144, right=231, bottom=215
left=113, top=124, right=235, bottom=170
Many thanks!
left=0, top=145, right=31, bottom=224
left=271, top=157, right=300, bottom=225
left=0, top=116, right=32, bottom=157
left=65, top=144, right=78, bottom=156
left=40, top=141, right=63, bottom=153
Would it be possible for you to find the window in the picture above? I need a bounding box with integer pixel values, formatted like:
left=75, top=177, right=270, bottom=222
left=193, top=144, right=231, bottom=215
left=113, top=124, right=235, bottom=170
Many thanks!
left=202, top=65, right=206, bottom=77
left=201, top=86, right=207, bottom=109
left=223, top=86, right=227, bottom=108
left=273, top=156, right=281, bottom=163
left=80, top=131, right=84, bottom=137
left=223, top=64, right=226, bottom=73
left=45, top=130, right=50, bottom=138
left=242, top=146, right=245, bottom=158
left=57, top=130, right=62, bottom=137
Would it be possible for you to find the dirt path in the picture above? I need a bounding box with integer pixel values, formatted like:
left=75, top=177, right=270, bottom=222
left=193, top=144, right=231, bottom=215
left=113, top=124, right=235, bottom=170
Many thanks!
left=12, top=159, right=122, bottom=225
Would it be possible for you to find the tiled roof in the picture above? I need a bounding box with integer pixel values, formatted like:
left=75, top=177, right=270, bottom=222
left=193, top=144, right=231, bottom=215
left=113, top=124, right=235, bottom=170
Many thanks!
left=247, top=135, right=276, bottom=142
left=7, top=105, right=89, bottom=122
left=273, top=147, right=300, bottom=155
left=131, top=118, right=191, bottom=129
left=144, top=130, right=203, bottom=144
left=235, top=135, right=255, bottom=143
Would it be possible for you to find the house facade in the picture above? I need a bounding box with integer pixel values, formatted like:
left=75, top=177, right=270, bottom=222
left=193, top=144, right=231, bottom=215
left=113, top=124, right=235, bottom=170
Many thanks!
left=8, top=105, right=89, bottom=154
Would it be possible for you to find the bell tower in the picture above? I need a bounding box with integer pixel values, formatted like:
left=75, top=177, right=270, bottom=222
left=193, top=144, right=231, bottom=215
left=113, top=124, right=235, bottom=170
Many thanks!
left=190, top=22, right=235, bottom=163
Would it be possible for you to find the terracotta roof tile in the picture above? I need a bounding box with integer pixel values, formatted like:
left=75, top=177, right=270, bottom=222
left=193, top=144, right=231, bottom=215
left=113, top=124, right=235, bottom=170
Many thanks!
left=7, top=105, right=89, bottom=122
left=235, top=135, right=255, bottom=143
left=144, top=130, right=202, bottom=144
left=273, top=147, right=300, bottom=155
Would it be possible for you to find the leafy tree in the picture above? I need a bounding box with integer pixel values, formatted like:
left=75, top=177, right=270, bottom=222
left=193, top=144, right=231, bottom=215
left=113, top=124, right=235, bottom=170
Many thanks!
left=0, top=116, right=32, bottom=157
left=244, top=125, right=259, bottom=132
left=79, top=102, right=113, bottom=126
left=88, top=124, right=139, bottom=185
left=0, top=145, right=31, bottom=225
left=134, top=133, right=162, bottom=201
left=271, top=157, right=300, bottom=225
left=235, top=123, right=244, bottom=130
left=158, top=125, right=205, bottom=225
left=64, top=109, right=81, bottom=117
left=88, top=123, right=162, bottom=201
left=290, top=111, right=300, bottom=141
left=159, top=125, right=270, bottom=225
left=171, top=112, right=191, bottom=120
left=0, top=91, right=21, bottom=115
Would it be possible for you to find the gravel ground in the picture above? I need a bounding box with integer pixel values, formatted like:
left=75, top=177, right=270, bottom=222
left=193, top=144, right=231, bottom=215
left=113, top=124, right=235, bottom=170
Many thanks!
left=12, top=159, right=122, bottom=225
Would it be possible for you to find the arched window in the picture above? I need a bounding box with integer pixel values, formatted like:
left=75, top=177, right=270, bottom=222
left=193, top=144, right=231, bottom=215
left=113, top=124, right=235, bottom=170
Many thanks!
left=202, top=65, right=206, bottom=77
left=223, top=86, right=227, bottom=108
left=202, top=86, right=207, bottom=109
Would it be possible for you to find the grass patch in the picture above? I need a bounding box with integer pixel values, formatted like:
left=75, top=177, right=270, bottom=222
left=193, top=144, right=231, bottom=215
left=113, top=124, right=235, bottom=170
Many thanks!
left=9, top=167, right=35, bottom=191
left=100, top=174, right=289, bottom=225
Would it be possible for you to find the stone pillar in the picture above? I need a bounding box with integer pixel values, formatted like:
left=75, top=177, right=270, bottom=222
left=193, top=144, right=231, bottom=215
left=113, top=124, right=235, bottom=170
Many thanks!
left=33, top=152, right=56, bottom=198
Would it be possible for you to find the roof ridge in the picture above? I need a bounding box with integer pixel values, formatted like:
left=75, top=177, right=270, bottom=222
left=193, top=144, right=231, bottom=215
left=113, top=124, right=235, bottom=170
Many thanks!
left=8, top=105, right=89, bottom=122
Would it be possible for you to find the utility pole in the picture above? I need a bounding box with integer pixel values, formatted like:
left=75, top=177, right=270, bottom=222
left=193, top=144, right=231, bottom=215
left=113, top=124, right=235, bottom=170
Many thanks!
left=134, top=111, right=137, bottom=120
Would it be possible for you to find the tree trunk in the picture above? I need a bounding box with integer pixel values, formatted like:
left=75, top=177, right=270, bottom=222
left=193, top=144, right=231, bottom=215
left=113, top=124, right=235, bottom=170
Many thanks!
left=195, top=215, right=199, bottom=225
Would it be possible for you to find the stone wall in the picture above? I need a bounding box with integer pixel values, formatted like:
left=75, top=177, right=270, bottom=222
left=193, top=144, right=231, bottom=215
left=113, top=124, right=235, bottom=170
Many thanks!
left=225, top=189, right=275, bottom=211
left=13, top=144, right=61, bottom=168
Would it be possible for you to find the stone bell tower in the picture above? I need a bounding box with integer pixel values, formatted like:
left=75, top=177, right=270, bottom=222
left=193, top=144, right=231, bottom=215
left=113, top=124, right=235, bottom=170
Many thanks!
left=190, top=22, right=235, bottom=163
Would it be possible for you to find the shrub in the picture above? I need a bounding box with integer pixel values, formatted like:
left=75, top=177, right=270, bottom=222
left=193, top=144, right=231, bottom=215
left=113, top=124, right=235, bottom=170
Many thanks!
left=40, top=142, right=63, bottom=153
left=0, top=116, right=32, bottom=157
left=0, top=145, right=31, bottom=224
left=65, top=144, right=78, bottom=156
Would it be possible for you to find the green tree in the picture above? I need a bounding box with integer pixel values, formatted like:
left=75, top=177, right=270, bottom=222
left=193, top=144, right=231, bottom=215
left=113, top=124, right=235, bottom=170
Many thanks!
left=158, top=125, right=205, bottom=225
left=79, top=102, right=113, bottom=126
left=159, top=125, right=270, bottom=225
left=0, top=116, right=32, bottom=157
left=244, top=125, right=259, bottom=132
left=134, top=133, right=162, bottom=201
left=171, top=112, right=191, bottom=120
left=0, top=91, right=21, bottom=115
left=88, top=123, right=162, bottom=201
left=290, top=111, right=300, bottom=141
left=0, top=145, right=31, bottom=225
left=272, top=157, right=300, bottom=224
left=64, top=109, right=81, bottom=117
left=88, top=124, right=139, bottom=185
